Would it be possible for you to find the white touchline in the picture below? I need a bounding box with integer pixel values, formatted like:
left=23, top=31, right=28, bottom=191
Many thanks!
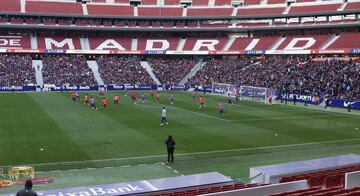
left=230, top=114, right=360, bottom=122
left=2, top=138, right=360, bottom=168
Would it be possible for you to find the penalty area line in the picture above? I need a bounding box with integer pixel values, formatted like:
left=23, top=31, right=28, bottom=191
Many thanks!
left=3, top=138, right=360, bottom=168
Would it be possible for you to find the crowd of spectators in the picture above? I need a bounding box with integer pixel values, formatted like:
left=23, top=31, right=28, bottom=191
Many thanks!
left=186, top=56, right=260, bottom=86
left=42, top=55, right=96, bottom=86
left=1, top=53, right=358, bottom=100
left=96, top=55, right=153, bottom=86
left=147, top=56, right=198, bottom=85
left=0, top=54, right=35, bottom=86
left=187, top=55, right=360, bottom=100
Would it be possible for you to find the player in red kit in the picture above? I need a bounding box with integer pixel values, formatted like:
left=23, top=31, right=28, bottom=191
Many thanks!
left=156, top=92, right=161, bottom=104
left=131, top=92, right=137, bottom=104
left=84, top=94, right=89, bottom=105
left=199, top=96, right=206, bottom=109
left=102, top=97, right=108, bottom=109
left=114, top=95, right=119, bottom=105
left=150, top=89, right=154, bottom=97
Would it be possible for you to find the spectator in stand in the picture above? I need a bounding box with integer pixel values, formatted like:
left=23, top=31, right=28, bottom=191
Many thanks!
left=0, top=54, right=35, bottom=86
left=96, top=55, right=153, bottom=86
left=42, top=55, right=96, bottom=86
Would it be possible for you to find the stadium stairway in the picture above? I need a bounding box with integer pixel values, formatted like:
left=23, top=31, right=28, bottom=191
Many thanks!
left=140, top=61, right=162, bottom=85
left=87, top=61, right=105, bottom=86
left=179, top=59, right=206, bottom=85
left=32, top=60, right=44, bottom=88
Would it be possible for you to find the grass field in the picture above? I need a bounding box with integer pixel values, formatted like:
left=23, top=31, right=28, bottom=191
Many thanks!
left=1, top=91, right=360, bottom=193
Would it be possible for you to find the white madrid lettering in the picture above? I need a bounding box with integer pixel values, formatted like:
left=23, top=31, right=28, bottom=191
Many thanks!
left=95, top=39, right=126, bottom=50
left=145, top=40, right=170, bottom=50
left=284, top=37, right=316, bottom=50
left=45, top=38, right=75, bottom=49
left=192, top=40, right=219, bottom=51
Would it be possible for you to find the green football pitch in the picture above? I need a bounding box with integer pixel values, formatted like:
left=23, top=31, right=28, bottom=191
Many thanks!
left=0, top=91, right=360, bottom=193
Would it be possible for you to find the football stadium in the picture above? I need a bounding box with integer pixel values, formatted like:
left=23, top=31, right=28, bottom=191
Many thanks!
left=0, top=0, right=360, bottom=195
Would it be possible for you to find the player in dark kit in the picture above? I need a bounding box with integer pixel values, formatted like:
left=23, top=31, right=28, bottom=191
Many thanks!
left=325, top=97, right=331, bottom=111
left=346, top=102, right=352, bottom=112
left=293, top=94, right=297, bottom=105
left=165, top=135, right=176, bottom=163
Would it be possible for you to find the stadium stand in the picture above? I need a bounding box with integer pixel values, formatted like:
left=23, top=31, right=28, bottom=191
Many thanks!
left=37, top=36, right=82, bottom=50
left=288, top=3, right=342, bottom=14
left=192, top=0, right=210, bottom=6
left=147, top=57, right=197, bottom=85
left=137, top=7, right=183, bottom=17
left=42, top=55, right=96, bottom=86
left=96, top=55, right=154, bottom=85
left=114, top=0, right=130, bottom=3
left=215, top=0, right=232, bottom=6
left=137, top=37, right=180, bottom=50
left=280, top=165, right=360, bottom=188
left=344, top=1, right=360, bottom=10
left=327, top=32, right=360, bottom=49
left=186, top=7, right=233, bottom=16
left=0, top=0, right=21, bottom=13
left=25, top=1, right=83, bottom=15
left=275, top=34, right=332, bottom=50
left=87, top=4, right=134, bottom=16
left=141, top=0, right=158, bottom=5
left=88, top=37, right=132, bottom=50
left=236, top=7, right=285, bottom=16
left=186, top=57, right=259, bottom=86
left=267, top=0, right=286, bottom=4
left=270, top=186, right=360, bottom=196
left=164, top=0, right=181, bottom=5
left=0, top=54, right=34, bottom=86
left=244, top=0, right=262, bottom=5
left=182, top=37, right=228, bottom=51
left=187, top=56, right=360, bottom=100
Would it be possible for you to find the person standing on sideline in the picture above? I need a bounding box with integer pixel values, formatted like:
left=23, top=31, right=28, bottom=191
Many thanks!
left=16, top=180, right=37, bottom=196
left=170, top=92, right=174, bottom=105
left=293, top=94, right=297, bottom=105
left=161, top=107, right=168, bottom=125
left=165, top=135, right=176, bottom=163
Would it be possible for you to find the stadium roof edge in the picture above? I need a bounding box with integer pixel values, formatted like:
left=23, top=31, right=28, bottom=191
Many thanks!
left=0, top=22, right=359, bottom=32
left=0, top=10, right=359, bottom=21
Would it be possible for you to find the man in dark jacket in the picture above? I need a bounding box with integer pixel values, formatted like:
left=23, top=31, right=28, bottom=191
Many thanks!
left=165, top=135, right=176, bottom=163
left=16, top=180, right=37, bottom=196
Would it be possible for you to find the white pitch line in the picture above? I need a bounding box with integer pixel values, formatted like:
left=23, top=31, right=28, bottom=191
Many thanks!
left=3, top=138, right=360, bottom=168
left=230, top=114, right=358, bottom=122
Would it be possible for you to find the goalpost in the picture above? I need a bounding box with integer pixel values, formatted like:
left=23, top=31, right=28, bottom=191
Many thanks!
left=211, top=83, right=269, bottom=104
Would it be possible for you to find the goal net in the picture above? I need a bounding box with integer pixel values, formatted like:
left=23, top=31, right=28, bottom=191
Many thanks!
left=240, top=85, right=268, bottom=104
left=211, top=83, right=238, bottom=96
left=211, top=83, right=270, bottom=104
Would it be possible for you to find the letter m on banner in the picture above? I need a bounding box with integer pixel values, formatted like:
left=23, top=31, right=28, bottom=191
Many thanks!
left=40, top=37, right=82, bottom=49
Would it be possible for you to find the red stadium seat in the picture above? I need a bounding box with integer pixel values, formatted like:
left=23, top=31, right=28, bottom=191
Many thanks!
left=26, top=1, right=83, bottom=15
left=289, top=3, right=341, bottom=14
left=87, top=4, right=134, bottom=16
